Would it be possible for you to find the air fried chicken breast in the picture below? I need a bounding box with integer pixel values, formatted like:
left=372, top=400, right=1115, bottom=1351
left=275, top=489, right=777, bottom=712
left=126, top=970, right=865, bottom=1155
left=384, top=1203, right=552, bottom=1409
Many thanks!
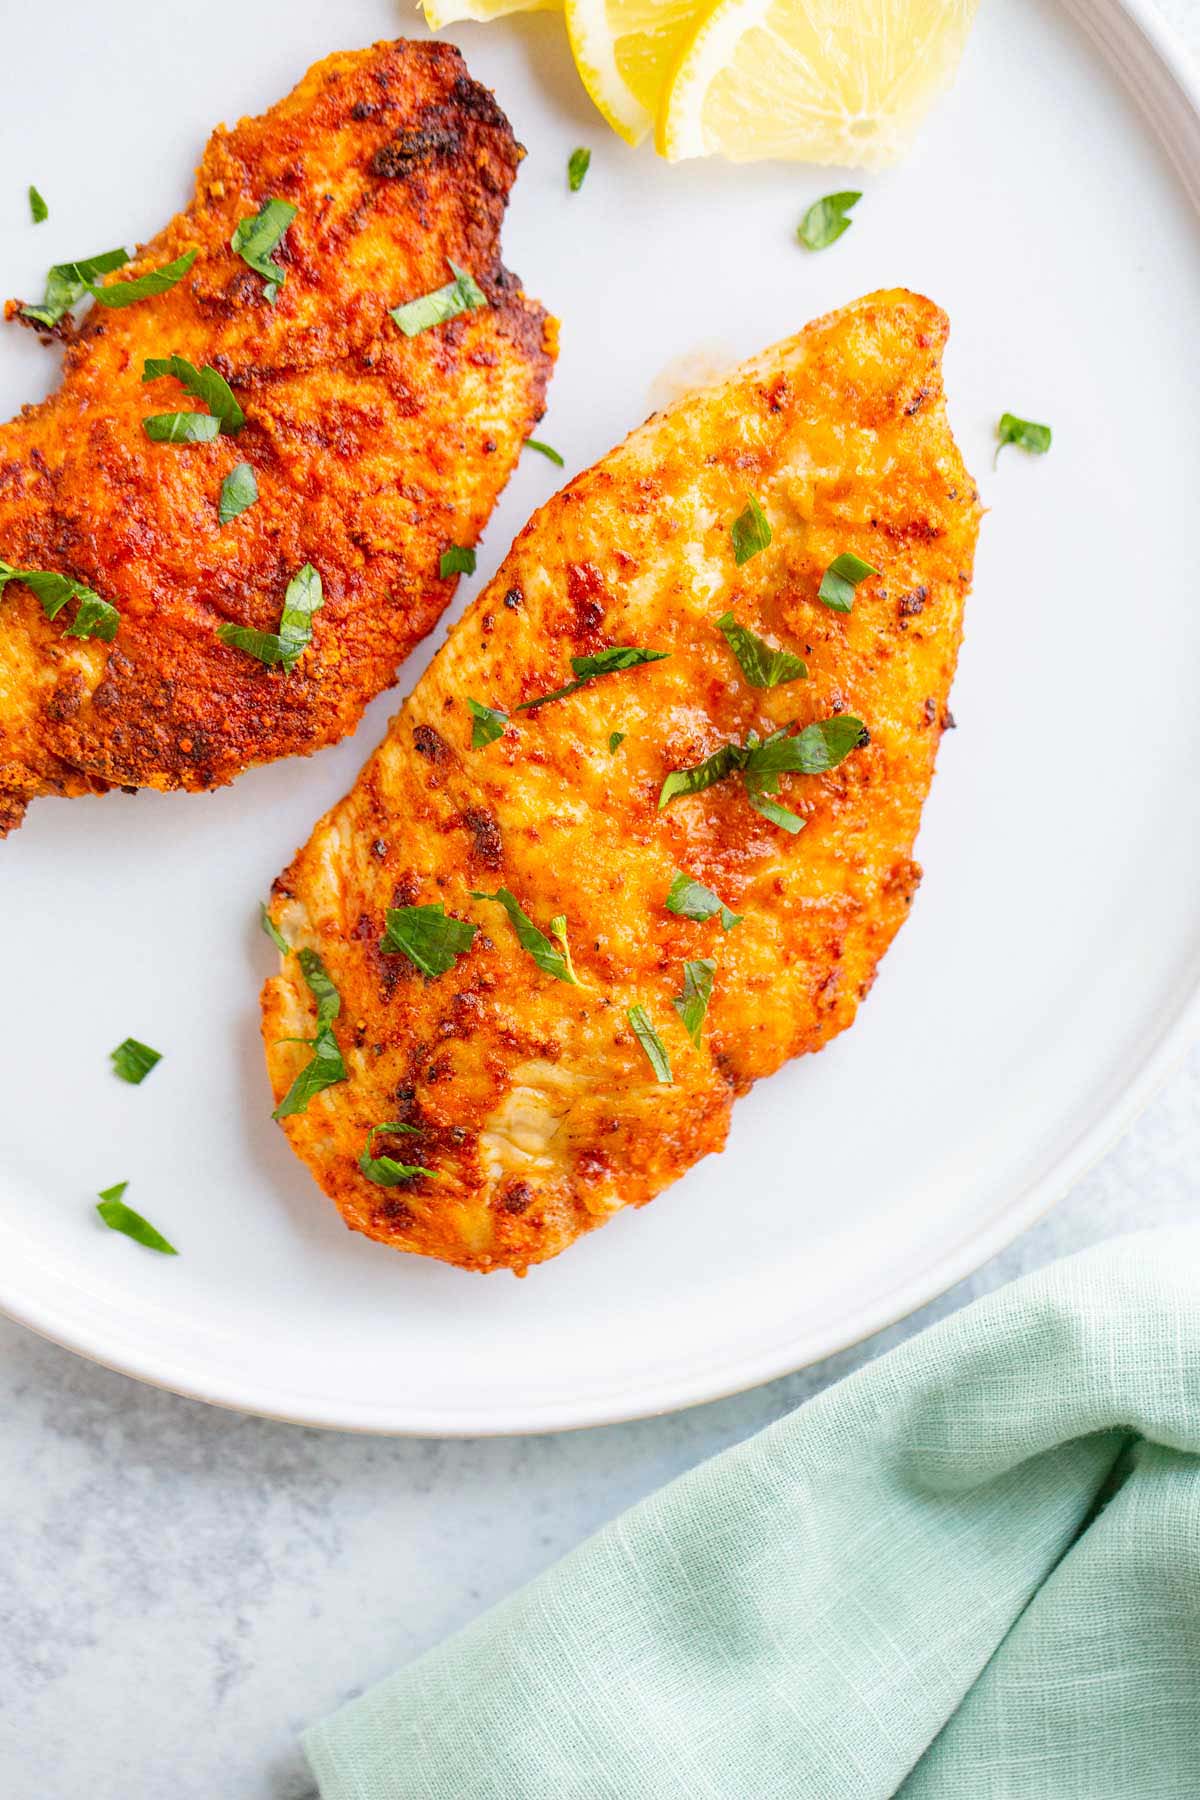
left=262, top=290, right=980, bottom=1273
left=0, top=39, right=555, bottom=836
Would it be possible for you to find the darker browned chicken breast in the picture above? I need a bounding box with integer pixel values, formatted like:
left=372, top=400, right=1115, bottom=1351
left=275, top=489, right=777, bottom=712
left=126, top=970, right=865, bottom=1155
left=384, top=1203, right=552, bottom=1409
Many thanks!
left=0, top=38, right=556, bottom=836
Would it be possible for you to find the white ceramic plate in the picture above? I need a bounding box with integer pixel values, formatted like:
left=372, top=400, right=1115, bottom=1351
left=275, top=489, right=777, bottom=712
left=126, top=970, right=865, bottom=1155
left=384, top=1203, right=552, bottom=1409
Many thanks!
left=1, top=0, right=1197, bottom=1434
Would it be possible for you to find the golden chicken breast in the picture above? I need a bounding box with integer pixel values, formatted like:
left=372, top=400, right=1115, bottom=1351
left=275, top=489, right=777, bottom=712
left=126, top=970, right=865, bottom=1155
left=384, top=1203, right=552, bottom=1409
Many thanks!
left=0, top=38, right=555, bottom=837
left=262, top=289, right=980, bottom=1274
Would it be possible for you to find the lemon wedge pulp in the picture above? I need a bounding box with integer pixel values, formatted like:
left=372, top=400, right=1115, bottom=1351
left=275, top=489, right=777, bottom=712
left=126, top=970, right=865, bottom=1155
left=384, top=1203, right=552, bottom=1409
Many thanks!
left=564, top=0, right=710, bottom=145
left=421, top=0, right=560, bottom=33
left=658, top=0, right=980, bottom=166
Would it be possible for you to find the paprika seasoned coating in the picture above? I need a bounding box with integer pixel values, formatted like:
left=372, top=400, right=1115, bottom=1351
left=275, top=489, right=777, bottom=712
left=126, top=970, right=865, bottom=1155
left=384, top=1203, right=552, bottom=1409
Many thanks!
left=262, top=290, right=980, bottom=1274
left=0, top=38, right=556, bottom=837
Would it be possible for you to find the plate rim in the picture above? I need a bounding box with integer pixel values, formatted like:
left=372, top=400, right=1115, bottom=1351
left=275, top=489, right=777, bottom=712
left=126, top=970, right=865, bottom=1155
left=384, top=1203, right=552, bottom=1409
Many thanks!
left=2, top=0, right=1198, bottom=1436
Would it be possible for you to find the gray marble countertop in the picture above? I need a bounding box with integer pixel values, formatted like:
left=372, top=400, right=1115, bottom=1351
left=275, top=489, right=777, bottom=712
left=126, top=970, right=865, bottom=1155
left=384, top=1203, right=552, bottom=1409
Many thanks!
left=5, top=4, right=1198, bottom=1793
left=8, top=1046, right=1200, bottom=1800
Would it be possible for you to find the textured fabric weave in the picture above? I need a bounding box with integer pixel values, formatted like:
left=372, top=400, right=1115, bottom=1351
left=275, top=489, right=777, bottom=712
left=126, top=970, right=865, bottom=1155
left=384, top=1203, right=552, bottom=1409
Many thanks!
left=304, top=1229, right=1200, bottom=1798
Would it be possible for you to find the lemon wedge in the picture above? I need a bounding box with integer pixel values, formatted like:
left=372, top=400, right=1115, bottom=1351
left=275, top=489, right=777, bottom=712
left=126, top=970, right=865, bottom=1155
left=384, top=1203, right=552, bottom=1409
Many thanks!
left=421, top=0, right=560, bottom=32
left=564, top=0, right=709, bottom=145
left=657, top=0, right=980, bottom=166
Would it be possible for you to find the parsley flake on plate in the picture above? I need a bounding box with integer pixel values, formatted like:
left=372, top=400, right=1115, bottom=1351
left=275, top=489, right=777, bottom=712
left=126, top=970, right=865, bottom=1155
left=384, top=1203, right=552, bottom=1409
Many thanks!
left=798, top=190, right=861, bottom=250
left=995, top=412, right=1052, bottom=463
left=525, top=439, right=564, bottom=467
left=110, top=1038, right=162, bottom=1084
left=440, top=545, right=477, bottom=578
left=96, top=1183, right=177, bottom=1255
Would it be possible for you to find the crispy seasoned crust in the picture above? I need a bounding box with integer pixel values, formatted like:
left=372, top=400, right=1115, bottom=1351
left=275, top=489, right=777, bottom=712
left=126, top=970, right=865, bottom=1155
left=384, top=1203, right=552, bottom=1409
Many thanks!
left=262, top=290, right=981, bottom=1274
left=0, top=39, right=556, bottom=834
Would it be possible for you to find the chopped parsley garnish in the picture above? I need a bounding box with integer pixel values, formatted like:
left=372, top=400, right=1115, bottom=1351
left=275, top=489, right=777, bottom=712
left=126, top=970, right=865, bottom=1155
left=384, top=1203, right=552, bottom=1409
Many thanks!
left=272, top=948, right=347, bottom=1119
left=817, top=552, right=877, bottom=614
left=440, top=545, right=476, bottom=578
left=996, top=413, right=1052, bottom=463
left=470, top=888, right=581, bottom=985
left=143, top=355, right=244, bottom=435
left=219, top=462, right=259, bottom=526
left=659, top=717, right=868, bottom=823
left=359, top=1123, right=433, bottom=1187
left=110, top=1038, right=162, bottom=1084
left=143, top=412, right=221, bottom=444
left=609, top=730, right=626, bottom=753
left=731, top=494, right=772, bottom=565
left=628, top=1006, right=672, bottom=1083
left=20, top=247, right=194, bottom=327
left=745, top=790, right=804, bottom=834
left=273, top=1026, right=345, bottom=1120
left=390, top=261, right=486, bottom=337
left=20, top=248, right=129, bottom=328
left=96, top=1183, right=177, bottom=1255
left=664, top=871, right=741, bottom=932
left=88, top=250, right=198, bottom=311
left=797, top=190, right=861, bottom=250
left=468, top=697, right=508, bottom=748
left=716, top=611, right=806, bottom=687
left=28, top=186, right=48, bottom=224
left=217, top=562, right=323, bottom=671
left=381, top=903, right=478, bottom=978
left=260, top=902, right=289, bottom=954
left=567, top=147, right=591, bottom=192
left=230, top=198, right=296, bottom=303
left=745, top=716, right=868, bottom=776
left=0, top=560, right=119, bottom=642
left=657, top=743, right=744, bottom=808
left=525, top=439, right=564, bottom=467
left=673, top=958, right=715, bottom=1049
left=297, top=946, right=339, bottom=1027
left=516, top=646, right=669, bottom=712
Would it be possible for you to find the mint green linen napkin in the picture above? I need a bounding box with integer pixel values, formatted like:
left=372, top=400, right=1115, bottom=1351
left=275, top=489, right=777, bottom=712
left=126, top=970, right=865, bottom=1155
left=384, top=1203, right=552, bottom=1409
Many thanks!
left=304, top=1229, right=1200, bottom=1798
